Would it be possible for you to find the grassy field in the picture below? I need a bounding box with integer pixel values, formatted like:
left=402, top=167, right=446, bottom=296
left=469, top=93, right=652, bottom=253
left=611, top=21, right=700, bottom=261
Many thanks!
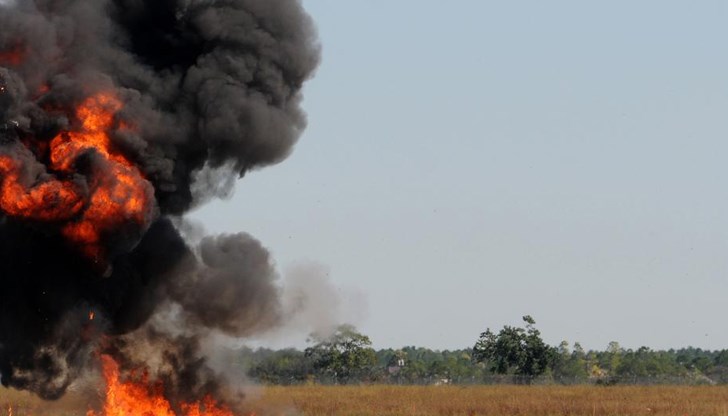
left=4, top=385, right=728, bottom=416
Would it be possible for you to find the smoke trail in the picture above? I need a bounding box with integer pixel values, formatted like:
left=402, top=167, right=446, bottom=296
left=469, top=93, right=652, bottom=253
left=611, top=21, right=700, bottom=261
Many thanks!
left=0, top=0, right=319, bottom=406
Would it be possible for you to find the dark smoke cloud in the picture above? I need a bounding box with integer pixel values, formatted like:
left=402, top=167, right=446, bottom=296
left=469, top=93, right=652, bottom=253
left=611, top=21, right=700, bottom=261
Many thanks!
left=169, top=233, right=282, bottom=336
left=1, top=0, right=318, bottom=213
left=0, top=0, right=319, bottom=404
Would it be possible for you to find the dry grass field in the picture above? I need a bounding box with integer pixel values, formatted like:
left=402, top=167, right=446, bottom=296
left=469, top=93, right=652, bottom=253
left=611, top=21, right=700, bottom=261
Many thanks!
left=3, top=385, right=728, bottom=416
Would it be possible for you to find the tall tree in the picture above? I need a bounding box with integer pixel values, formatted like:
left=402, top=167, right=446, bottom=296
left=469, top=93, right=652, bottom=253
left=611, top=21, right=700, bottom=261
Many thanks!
left=472, top=315, right=555, bottom=381
left=305, top=324, right=376, bottom=384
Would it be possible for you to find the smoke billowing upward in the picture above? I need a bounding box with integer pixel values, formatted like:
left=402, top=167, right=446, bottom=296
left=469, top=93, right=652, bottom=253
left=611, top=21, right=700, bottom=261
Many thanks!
left=0, top=0, right=319, bottom=409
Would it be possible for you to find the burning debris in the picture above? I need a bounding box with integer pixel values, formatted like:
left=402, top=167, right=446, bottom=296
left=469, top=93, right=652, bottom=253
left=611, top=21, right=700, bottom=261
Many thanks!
left=0, top=0, right=319, bottom=413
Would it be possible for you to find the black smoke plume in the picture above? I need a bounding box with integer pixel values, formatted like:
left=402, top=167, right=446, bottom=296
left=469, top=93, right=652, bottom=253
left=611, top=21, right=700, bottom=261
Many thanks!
left=0, top=0, right=319, bottom=406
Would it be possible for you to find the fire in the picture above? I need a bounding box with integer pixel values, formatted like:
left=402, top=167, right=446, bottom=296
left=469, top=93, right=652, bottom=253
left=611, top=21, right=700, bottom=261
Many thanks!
left=0, top=92, right=155, bottom=262
left=0, top=47, right=23, bottom=66
left=89, top=311, right=95, bottom=321
left=90, top=355, right=234, bottom=416
left=0, top=155, right=85, bottom=221
left=50, top=93, right=155, bottom=260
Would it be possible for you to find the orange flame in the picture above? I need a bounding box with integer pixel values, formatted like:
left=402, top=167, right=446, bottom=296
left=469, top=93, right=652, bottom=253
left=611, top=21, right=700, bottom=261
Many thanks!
left=90, top=355, right=234, bottom=416
left=0, top=156, right=85, bottom=221
left=50, top=93, right=155, bottom=260
left=0, top=92, right=155, bottom=262
left=89, top=311, right=95, bottom=321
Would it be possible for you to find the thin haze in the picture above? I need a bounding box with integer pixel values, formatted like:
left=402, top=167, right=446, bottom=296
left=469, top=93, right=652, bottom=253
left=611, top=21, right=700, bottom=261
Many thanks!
left=192, top=0, right=728, bottom=351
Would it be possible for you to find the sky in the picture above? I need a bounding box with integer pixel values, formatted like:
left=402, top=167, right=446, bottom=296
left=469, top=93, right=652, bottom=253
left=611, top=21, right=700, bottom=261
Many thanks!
left=191, top=1, right=728, bottom=352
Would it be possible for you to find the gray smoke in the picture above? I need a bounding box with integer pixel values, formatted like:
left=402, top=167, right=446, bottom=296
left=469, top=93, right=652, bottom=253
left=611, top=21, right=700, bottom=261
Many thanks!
left=170, top=232, right=283, bottom=337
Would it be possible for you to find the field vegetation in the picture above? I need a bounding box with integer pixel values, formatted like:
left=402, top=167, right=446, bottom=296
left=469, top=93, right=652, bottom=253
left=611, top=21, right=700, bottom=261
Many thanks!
left=246, top=322, right=728, bottom=386
left=4, top=385, right=728, bottom=416
left=3, top=317, right=727, bottom=415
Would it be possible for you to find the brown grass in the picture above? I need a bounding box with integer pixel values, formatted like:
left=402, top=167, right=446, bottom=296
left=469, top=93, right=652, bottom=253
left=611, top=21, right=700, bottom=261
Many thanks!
left=0, top=388, right=88, bottom=416
left=4, top=385, right=728, bottom=416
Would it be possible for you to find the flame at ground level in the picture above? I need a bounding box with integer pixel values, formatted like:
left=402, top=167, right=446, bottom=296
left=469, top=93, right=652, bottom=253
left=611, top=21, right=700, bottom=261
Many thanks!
left=90, top=355, right=234, bottom=416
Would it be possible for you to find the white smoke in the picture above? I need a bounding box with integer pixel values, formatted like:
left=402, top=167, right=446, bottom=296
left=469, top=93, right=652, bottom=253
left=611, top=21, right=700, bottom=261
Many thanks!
left=245, top=262, right=369, bottom=348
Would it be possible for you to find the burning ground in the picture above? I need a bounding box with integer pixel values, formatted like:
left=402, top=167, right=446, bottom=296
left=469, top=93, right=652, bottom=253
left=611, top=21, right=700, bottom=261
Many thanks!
left=0, top=0, right=319, bottom=414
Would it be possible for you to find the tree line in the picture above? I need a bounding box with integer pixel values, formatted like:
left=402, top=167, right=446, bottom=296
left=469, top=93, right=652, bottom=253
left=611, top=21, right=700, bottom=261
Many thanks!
left=240, top=320, right=728, bottom=385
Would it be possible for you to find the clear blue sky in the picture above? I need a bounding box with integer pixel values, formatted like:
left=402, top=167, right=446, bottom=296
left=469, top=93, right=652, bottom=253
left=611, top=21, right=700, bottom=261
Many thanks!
left=192, top=1, right=728, bottom=351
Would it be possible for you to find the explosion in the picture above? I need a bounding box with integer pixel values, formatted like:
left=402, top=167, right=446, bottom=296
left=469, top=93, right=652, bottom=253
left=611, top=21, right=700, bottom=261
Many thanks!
left=0, top=91, right=155, bottom=263
left=0, top=0, right=319, bottom=413
left=89, top=355, right=234, bottom=416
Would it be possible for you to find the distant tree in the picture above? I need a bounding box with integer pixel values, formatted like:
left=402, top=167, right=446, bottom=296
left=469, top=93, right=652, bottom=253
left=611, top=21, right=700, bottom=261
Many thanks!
left=552, top=341, right=588, bottom=382
left=304, top=324, right=376, bottom=384
left=615, top=346, right=687, bottom=381
left=443, top=350, right=480, bottom=383
left=708, top=349, right=728, bottom=383
left=472, top=316, right=554, bottom=381
left=248, top=348, right=312, bottom=384
left=599, top=341, right=623, bottom=374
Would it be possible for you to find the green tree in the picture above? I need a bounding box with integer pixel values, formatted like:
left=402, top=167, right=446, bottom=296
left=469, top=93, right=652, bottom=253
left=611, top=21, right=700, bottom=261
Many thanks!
left=472, top=315, right=555, bottom=381
left=601, top=341, right=623, bottom=374
left=304, top=324, right=376, bottom=384
left=552, top=341, right=588, bottom=382
left=615, top=346, right=687, bottom=381
left=715, top=349, right=728, bottom=367
left=248, top=348, right=312, bottom=384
